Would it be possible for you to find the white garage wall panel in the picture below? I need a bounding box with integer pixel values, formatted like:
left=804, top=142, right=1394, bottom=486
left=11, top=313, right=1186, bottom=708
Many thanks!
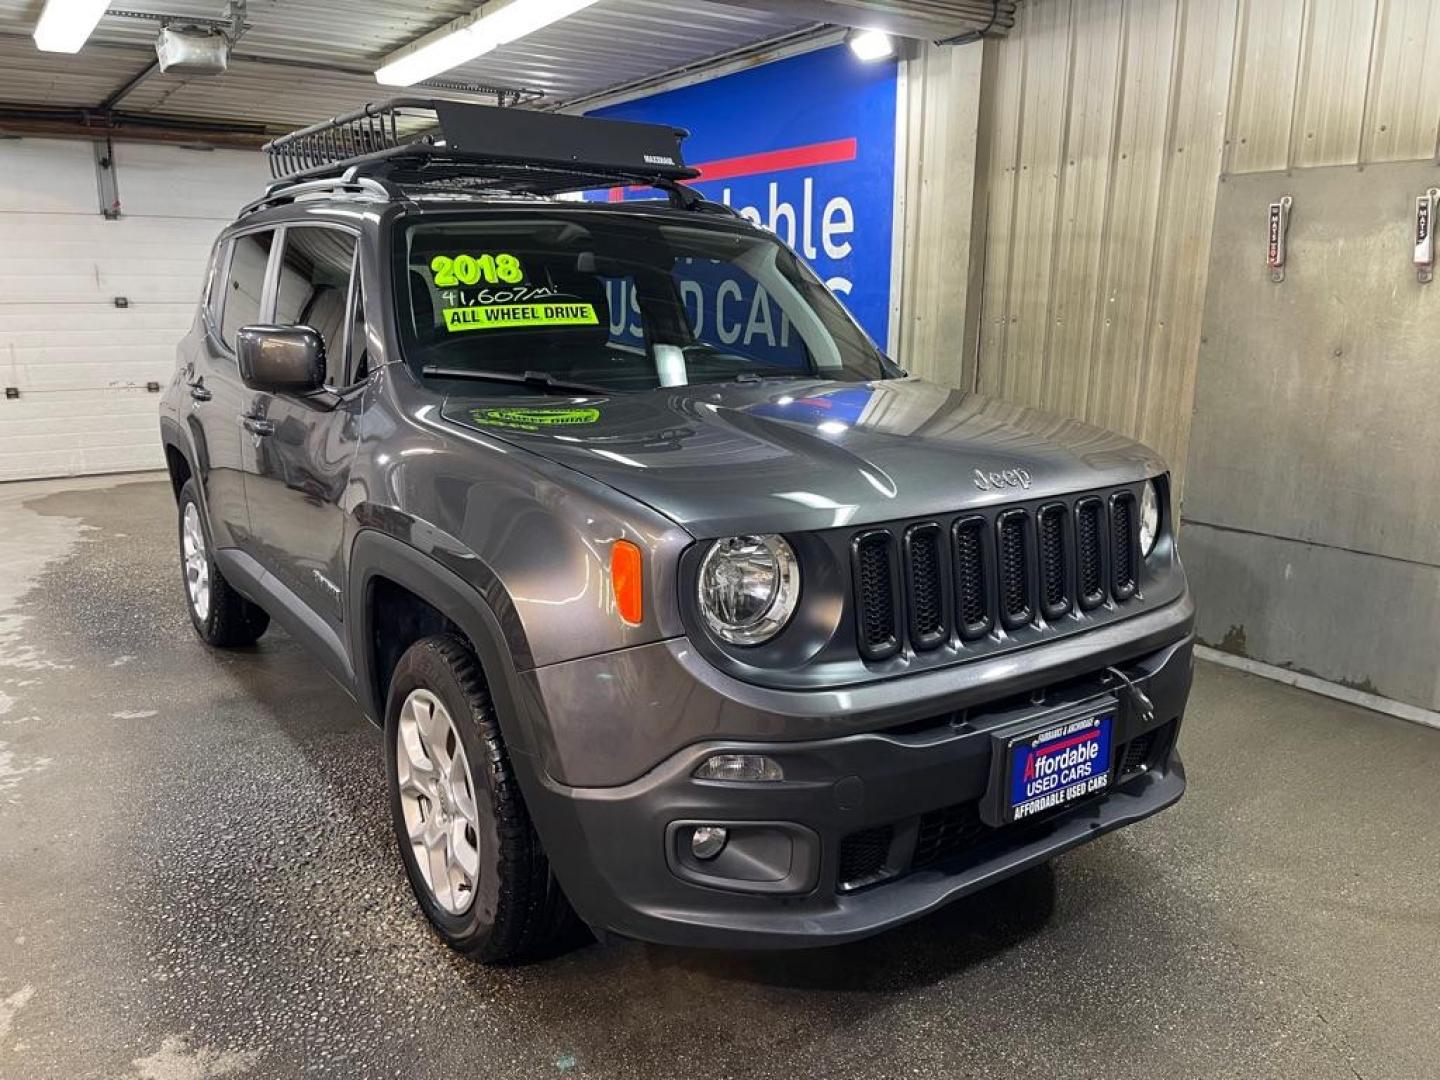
left=0, top=138, right=268, bottom=481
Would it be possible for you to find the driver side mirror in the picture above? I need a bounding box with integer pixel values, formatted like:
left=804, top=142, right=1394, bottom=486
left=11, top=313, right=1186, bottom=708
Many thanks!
left=236, top=325, right=326, bottom=394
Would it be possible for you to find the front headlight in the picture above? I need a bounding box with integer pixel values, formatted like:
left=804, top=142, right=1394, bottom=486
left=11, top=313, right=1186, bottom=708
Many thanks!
left=1139, top=480, right=1161, bottom=556
left=697, top=534, right=800, bottom=645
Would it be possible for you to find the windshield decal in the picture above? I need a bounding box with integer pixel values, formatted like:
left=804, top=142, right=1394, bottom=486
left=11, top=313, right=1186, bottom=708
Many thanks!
left=469, top=406, right=601, bottom=432
left=440, top=284, right=557, bottom=307
left=443, top=302, right=600, bottom=333
left=431, top=252, right=526, bottom=287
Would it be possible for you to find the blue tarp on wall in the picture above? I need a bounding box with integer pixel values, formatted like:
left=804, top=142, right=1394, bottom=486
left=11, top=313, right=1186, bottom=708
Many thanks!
left=588, top=45, right=899, bottom=347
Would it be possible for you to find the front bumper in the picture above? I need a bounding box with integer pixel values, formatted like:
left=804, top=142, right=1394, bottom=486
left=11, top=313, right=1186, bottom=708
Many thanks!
left=515, top=605, right=1194, bottom=950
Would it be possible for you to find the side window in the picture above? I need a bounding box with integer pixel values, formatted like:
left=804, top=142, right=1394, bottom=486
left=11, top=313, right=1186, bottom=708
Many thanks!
left=347, top=272, right=370, bottom=384
left=273, top=226, right=358, bottom=386
left=219, top=230, right=273, bottom=350
left=202, top=240, right=225, bottom=323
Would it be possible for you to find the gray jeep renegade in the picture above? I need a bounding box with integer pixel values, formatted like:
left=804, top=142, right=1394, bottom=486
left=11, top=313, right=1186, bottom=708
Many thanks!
left=158, top=99, right=1193, bottom=962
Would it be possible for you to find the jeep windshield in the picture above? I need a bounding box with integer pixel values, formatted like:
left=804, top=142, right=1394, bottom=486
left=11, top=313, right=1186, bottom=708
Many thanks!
left=394, top=210, right=892, bottom=394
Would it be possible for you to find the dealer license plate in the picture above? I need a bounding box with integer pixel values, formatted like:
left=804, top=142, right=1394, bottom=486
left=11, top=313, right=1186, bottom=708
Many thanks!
left=1003, top=706, right=1115, bottom=823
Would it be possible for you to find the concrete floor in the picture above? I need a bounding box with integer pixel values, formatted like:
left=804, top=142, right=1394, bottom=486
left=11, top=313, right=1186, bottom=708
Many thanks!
left=1, top=475, right=1437, bottom=1080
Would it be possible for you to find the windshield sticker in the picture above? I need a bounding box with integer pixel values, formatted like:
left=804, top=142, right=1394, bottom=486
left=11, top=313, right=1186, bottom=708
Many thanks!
left=440, top=284, right=557, bottom=308
left=431, top=252, right=526, bottom=287
left=469, top=406, right=601, bottom=432
left=443, top=302, right=600, bottom=333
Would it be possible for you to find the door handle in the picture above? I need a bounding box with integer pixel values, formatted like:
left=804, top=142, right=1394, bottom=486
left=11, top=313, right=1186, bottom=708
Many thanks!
left=188, top=378, right=212, bottom=402
left=242, top=415, right=275, bottom=437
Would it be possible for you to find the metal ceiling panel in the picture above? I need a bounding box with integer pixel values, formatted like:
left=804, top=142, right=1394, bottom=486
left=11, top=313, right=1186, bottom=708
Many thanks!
left=112, top=59, right=459, bottom=130
left=0, top=0, right=819, bottom=132
left=0, top=1, right=481, bottom=64
left=706, top=0, right=1015, bottom=38
left=441, top=0, right=813, bottom=97
left=0, top=33, right=147, bottom=107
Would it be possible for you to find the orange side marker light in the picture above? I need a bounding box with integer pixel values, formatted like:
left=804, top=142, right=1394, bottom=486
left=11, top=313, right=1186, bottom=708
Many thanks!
left=611, top=540, right=643, bottom=625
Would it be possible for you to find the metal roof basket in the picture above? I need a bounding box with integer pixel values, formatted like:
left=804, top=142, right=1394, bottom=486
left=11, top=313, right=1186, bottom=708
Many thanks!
left=259, top=97, right=702, bottom=201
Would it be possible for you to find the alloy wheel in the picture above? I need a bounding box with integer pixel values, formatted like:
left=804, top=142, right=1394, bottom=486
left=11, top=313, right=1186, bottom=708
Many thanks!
left=395, top=688, right=482, bottom=915
left=182, top=501, right=211, bottom=622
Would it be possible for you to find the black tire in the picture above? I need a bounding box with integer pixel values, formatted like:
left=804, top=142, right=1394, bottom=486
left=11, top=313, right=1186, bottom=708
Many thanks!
left=384, top=634, right=575, bottom=962
left=177, top=479, right=270, bottom=648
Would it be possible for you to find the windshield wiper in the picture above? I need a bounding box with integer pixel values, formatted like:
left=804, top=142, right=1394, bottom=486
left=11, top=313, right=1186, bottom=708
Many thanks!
left=728, top=373, right=810, bottom=384
left=421, top=367, right=610, bottom=395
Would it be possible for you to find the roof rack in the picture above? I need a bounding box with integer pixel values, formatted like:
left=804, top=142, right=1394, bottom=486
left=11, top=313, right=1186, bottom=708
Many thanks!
left=258, top=97, right=705, bottom=205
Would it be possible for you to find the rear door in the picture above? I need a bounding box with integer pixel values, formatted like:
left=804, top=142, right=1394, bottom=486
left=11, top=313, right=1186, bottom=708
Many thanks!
left=239, top=223, right=364, bottom=636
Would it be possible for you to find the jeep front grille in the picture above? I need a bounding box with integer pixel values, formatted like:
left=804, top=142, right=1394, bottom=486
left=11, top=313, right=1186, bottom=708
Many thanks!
left=996, top=509, right=1034, bottom=630
left=853, top=530, right=901, bottom=660
left=1037, top=503, right=1070, bottom=620
left=903, top=524, right=946, bottom=651
left=1076, top=497, right=1106, bottom=609
left=953, top=516, right=990, bottom=639
left=1111, top=492, right=1138, bottom=600
left=849, top=485, right=1145, bottom=661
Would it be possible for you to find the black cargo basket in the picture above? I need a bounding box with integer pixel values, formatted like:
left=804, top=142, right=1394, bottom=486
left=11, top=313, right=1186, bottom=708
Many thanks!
left=260, top=97, right=700, bottom=199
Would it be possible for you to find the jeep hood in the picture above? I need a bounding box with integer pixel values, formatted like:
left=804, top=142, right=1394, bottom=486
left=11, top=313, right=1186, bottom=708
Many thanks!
left=438, top=378, right=1166, bottom=536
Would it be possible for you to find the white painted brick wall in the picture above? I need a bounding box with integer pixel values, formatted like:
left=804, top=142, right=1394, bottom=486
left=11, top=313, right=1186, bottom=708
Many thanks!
left=0, top=137, right=269, bottom=481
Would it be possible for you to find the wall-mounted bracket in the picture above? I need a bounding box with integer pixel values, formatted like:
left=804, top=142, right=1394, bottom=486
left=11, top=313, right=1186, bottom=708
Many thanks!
left=1414, top=188, right=1438, bottom=283
left=1267, top=195, right=1292, bottom=282
left=93, top=136, right=121, bottom=219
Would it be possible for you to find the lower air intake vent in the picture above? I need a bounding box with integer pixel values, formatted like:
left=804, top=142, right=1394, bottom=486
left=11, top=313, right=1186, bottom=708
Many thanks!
left=912, top=801, right=989, bottom=869
left=838, top=825, right=894, bottom=891
left=853, top=530, right=901, bottom=660
left=1120, top=729, right=1158, bottom=774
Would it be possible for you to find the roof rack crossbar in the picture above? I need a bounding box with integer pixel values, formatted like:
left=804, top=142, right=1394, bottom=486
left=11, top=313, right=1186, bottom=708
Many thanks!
left=239, top=169, right=397, bottom=217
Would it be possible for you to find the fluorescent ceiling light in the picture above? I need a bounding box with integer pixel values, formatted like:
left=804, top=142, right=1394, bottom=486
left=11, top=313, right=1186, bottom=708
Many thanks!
left=375, top=25, right=495, bottom=87
left=847, top=28, right=895, bottom=62
left=32, top=0, right=110, bottom=53
left=376, top=0, right=601, bottom=87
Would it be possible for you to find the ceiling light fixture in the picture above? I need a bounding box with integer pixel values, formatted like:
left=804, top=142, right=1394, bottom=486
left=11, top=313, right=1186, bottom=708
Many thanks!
left=32, top=0, right=110, bottom=53
left=846, top=28, right=895, bottom=62
left=376, top=0, right=601, bottom=87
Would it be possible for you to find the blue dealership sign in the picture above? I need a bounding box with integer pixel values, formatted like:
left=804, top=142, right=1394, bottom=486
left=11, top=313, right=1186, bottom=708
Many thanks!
left=589, top=45, right=899, bottom=347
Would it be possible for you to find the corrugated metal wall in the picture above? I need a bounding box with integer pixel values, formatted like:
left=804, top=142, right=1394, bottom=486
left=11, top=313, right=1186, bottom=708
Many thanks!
left=953, top=0, right=1440, bottom=488
left=892, top=41, right=987, bottom=380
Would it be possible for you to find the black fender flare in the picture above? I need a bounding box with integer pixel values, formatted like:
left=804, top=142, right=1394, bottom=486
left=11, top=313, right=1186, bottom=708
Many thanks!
left=158, top=415, right=205, bottom=508
left=345, top=528, right=534, bottom=760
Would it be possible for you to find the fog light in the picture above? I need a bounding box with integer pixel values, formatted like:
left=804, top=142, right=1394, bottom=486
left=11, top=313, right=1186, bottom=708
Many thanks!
left=690, top=826, right=728, bottom=860
left=693, top=754, right=783, bottom=782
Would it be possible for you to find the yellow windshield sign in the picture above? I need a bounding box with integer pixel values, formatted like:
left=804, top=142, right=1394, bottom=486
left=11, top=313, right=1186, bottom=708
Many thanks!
left=443, top=302, right=599, bottom=333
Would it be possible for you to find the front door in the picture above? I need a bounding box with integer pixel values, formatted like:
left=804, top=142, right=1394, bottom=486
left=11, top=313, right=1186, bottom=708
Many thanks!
left=239, top=224, right=363, bottom=639
left=195, top=229, right=274, bottom=549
